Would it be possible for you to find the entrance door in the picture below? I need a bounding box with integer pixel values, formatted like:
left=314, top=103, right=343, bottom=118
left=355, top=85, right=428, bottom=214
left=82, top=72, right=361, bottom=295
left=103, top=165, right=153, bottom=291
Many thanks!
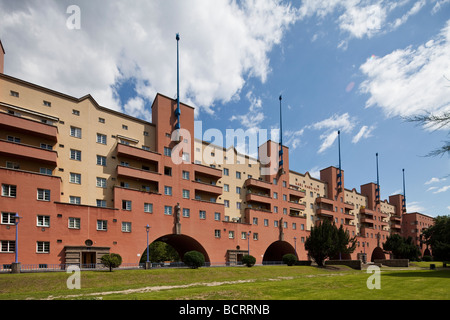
left=82, top=252, right=96, bottom=268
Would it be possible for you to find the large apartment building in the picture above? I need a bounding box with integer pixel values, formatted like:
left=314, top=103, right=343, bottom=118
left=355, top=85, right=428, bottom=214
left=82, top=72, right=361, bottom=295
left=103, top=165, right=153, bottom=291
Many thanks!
left=0, top=42, right=433, bottom=268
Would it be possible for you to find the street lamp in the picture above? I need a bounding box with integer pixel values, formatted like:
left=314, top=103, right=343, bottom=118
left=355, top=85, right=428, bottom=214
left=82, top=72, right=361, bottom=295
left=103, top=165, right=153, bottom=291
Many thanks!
left=294, top=237, right=297, bottom=258
left=12, top=213, right=22, bottom=273
left=146, top=225, right=151, bottom=268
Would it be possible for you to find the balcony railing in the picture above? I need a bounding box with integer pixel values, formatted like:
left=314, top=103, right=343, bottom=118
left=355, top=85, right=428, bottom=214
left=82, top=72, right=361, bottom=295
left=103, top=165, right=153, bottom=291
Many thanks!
left=0, top=112, right=58, bottom=141
left=0, top=139, right=57, bottom=165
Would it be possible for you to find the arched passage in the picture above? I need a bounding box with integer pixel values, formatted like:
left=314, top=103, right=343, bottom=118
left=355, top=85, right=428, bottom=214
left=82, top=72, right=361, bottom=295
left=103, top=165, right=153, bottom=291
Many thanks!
left=262, top=241, right=296, bottom=263
left=150, top=234, right=210, bottom=263
left=371, top=246, right=386, bottom=262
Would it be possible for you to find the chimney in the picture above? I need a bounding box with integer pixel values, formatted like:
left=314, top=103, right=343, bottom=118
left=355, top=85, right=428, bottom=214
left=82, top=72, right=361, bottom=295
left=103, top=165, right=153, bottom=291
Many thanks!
left=0, top=39, right=5, bottom=74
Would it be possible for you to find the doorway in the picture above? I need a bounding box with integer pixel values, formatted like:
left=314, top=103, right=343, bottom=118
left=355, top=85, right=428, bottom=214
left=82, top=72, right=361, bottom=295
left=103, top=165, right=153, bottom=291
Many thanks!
left=82, top=252, right=96, bottom=267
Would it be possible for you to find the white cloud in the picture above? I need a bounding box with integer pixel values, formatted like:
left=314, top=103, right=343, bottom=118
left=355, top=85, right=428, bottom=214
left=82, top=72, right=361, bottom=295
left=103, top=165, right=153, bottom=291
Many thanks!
left=407, top=201, right=425, bottom=212
left=0, top=0, right=299, bottom=118
left=433, top=185, right=450, bottom=194
left=284, top=129, right=304, bottom=150
left=425, top=177, right=447, bottom=184
left=359, top=20, right=450, bottom=121
left=230, top=91, right=265, bottom=130
left=309, top=166, right=321, bottom=179
left=426, top=186, right=438, bottom=192
left=352, top=125, right=375, bottom=143
left=432, top=0, right=450, bottom=14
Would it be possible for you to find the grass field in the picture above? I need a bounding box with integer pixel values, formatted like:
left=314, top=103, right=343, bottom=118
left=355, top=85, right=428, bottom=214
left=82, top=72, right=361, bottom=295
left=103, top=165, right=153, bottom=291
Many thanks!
left=0, top=263, right=449, bottom=300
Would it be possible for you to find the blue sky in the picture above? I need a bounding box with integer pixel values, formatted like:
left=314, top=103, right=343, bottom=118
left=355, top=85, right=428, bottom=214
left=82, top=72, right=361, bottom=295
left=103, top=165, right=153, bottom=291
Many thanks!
left=0, top=0, right=449, bottom=217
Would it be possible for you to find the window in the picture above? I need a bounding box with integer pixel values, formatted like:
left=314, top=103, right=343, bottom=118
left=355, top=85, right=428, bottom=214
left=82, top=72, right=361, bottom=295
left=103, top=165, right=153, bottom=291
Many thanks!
left=6, top=162, right=20, bottom=170
left=164, top=186, right=172, bottom=196
left=68, top=217, right=80, bottom=229
left=224, top=200, right=229, bottom=208
left=37, top=189, right=50, bottom=201
left=36, top=241, right=50, bottom=253
left=223, top=168, right=229, bottom=176
left=264, top=219, right=268, bottom=227
left=122, top=222, right=132, bottom=232
left=96, top=155, right=107, bottom=166
left=274, top=206, right=278, bottom=213
left=236, top=202, right=241, bottom=209
left=40, top=143, right=53, bottom=150
left=10, top=90, right=19, bottom=97
left=199, top=210, right=206, bottom=219
left=182, top=171, right=190, bottom=180
left=283, top=181, right=287, bottom=187
left=164, top=147, right=172, bottom=157
left=40, top=168, right=52, bottom=175
left=253, top=217, right=258, bottom=225
left=293, top=223, right=297, bottom=230
left=70, top=173, right=81, bottom=184
left=122, top=124, right=128, bottom=130
left=122, top=200, right=132, bottom=211
left=164, top=167, right=172, bottom=176
left=70, top=149, right=81, bottom=161
left=183, top=208, right=190, bottom=217
left=37, top=215, right=50, bottom=227
left=283, top=194, right=287, bottom=201
left=273, top=178, right=277, bottom=185
left=1, top=212, right=16, bottom=225
left=7, top=136, right=20, bottom=143
left=96, top=133, right=107, bottom=144
left=164, top=206, right=172, bottom=215
left=144, top=203, right=153, bottom=213
left=301, top=224, right=305, bottom=231
left=224, top=184, right=229, bottom=192
left=253, top=233, right=259, bottom=240
left=236, top=187, right=241, bottom=194
left=96, top=200, right=106, bottom=207
left=69, top=196, right=81, bottom=204
left=1, top=240, right=15, bottom=253
left=2, top=184, right=16, bottom=198
left=241, top=232, right=247, bottom=239
left=215, top=230, right=221, bottom=238
left=120, top=161, right=129, bottom=167
left=72, top=109, right=80, bottom=116
left=70, top=126, right=82, bottom=138
left=43, top=100, right=51, bottom=107
left=236, top=171, right=241, bottom=179
left=182, top=153, right=190, bottom=162
left=228, top=231, right=235, bottom=239
left=97, top=220, right=107, bottom=231
left=98, top=117, right=105, bottom=123
left=96, top=177, right=107, bottom=188
left=283, top=221, right=288, bottom=229
left=214, top=212, right=221, bottom=221
left=273, top=192, right=278, bottom=199
left=274, top=220, right=279, bottom=227
left=283, top=208, right=287, bottom=215
left=182, top=189, right=190, bottom=199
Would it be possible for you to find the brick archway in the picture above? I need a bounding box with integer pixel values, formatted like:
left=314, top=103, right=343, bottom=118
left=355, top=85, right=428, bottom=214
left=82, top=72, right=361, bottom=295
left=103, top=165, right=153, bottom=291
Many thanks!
left=262, top=240, right=296, bottom=263
left=153, top=234, right=210, bottom=263
left=371, top=246, right=386, bottom=262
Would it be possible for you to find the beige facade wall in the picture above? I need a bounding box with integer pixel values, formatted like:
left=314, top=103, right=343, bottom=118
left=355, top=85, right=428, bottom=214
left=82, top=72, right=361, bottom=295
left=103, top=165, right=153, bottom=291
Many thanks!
left=0, top=75, right=156, bottom=207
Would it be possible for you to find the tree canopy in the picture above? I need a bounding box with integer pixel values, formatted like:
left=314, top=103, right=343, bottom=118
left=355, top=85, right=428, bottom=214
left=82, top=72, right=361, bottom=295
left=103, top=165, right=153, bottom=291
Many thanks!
left=422, top=215, right=450, bottom=261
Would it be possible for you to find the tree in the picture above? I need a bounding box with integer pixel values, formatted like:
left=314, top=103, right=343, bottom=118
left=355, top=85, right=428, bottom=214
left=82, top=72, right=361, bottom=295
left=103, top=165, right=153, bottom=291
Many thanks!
left=404, top=111, right=450, bottom=157
left=101, top=253, right=122, bottom=272
left=242, top=255, right=256, bottom=267
left=183, top=251, right=205, bottom=269
left=140, top=241, right=180, bottom=263
left=422, top=215, right=450, bottom=261
left=383, top=234, right=420, bottom=260
left=304, top=219, right=355, bottom=267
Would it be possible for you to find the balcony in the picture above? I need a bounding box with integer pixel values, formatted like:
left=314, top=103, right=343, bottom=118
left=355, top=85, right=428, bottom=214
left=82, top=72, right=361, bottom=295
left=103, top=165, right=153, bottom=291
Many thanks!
left=246, top=192, right=272, bottom=205
left=244, top=178, right=272, bottom=192
left=390, top=215, right=401, bottom=222
left=0, top=112, right=58, bottom=141
left=316, top=197, right=334, bottom=205
left=117, top=143, right=161, bottom=163
left=288, top=185, right=306, bottom=198
left=288, top=201, right=306, bottom=211
left=316, top=208, right=335, bottom=218
left=0, top=139, right=57, bottom=165
left=116, top=165, right=161, bottom=184
left=193, top=164, right=222, bottom=180
left=193, top=180, right=222, bottom=196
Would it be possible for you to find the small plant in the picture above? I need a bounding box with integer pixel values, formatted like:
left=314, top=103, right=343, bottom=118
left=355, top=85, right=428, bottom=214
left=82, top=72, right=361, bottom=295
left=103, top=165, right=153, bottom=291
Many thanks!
left=422, top=255, right=433, bottom=262
left=101, top=253, right=122, bottom=272
left=242, top=255, right=256, bottom=267
left=282, top=253, right=297, bottom=266
left=183, top=251, right=205, bottom=269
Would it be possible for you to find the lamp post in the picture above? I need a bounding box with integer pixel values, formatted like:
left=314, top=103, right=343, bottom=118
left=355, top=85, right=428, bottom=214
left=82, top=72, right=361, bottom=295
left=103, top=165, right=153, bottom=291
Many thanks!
left=145, top=224, right=151, bottom=269
left=12, top=213, right=22, bottom=273
left=294, top=237, right=297, bottom=258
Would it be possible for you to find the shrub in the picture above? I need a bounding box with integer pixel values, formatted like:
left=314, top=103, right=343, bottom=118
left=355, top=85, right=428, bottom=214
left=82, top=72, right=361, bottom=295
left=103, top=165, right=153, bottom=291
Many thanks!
left=282, top=253, right=297, bottom=266
left=422, top=255, right=433, bottom=262
left=183, top=251, right=205, bottom=269
left=242, top=255, right=256, bottom=267
left=101, top=253, right=122, bottom=272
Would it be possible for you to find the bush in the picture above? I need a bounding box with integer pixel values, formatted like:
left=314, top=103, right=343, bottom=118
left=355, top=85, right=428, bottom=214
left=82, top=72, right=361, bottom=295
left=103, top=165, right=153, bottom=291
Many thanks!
left=422, top=255, right=433, bottom=261
left=282, top=253, right=297, bottom=266
left=101, top=253, right=122, bottom=272
left=183, top=251, right=205, bottom=269
left=242, top=255, right=256, bottom=267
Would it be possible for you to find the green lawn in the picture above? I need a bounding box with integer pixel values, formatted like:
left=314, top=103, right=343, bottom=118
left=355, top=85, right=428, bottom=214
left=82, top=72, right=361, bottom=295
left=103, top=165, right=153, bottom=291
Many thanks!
left=0, top=265, right=448, bottom=300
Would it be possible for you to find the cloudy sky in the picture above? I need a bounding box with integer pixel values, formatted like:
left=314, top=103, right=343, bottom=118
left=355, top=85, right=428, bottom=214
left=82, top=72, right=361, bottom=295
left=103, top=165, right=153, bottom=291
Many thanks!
left=1, top=0, right=449, bottom=217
